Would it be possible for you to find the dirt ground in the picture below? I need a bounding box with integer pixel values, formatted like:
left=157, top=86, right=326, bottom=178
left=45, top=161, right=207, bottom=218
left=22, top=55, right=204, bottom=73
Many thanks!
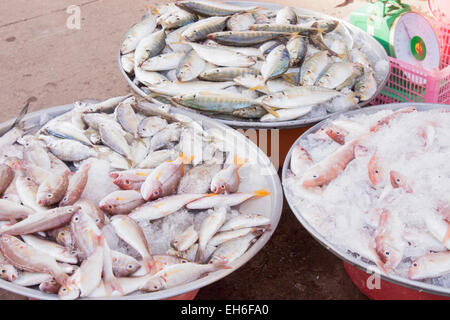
left=0, top=0, right=431, bottom=300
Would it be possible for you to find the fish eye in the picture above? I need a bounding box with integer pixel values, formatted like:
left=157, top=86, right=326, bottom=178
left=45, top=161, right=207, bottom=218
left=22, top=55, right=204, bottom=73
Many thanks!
left=127, top=264, right=134, bottom=269
left=73, top=215, right=80, bottom=222
left=60, top=232, right=65, bottom=236
left=312, top=175, right=318, bottom=179
left=47, top=194, right=53, bottom=198
left=220, top=184, right=226, bottom=190
left=108, top=205, right=113, bottom=209
left=153, top=191, right=159, bottom=196
left=26, top=177, right=31, bottom=181
left=413, top=263, right=417, bottom=267
left=1, top=269, right=6, bottom=273
left=125, top=180, right=130, bottom=185
left=63, top=197, right=68, bottom=201
left=154, top=286, right=159, bottom=289
left=385, top=251, right=390, bottom=256
left=375, top=170, right=379, bottom=174
left=68, top=208, right=73, bottom=213
left=181, top=260, right=187, bottom=263
left=396, top=179, right=400, bottom=183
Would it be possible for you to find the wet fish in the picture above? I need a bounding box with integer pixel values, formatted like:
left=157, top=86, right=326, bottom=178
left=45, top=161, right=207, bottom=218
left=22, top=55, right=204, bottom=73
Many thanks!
left=43, top=121, right=92, bottom=146
left=111, top=250, right=141, bottom=277
left=188, top=43, right=255, bottom=67
left=316, top=62, right=363, bottom=89
left=286, top=35, right=307, bottom=67
left=99, top=190, right=145, bottom=215
left=176, top=49, right=207, bottom=82
left=0, top=199, right=35, bottom=222
left=219, top=214, right=271, bottom=232
left=110, top=168, right=153, bottom=190
left=121, top=14, right=157, bottom=54
left=276, top=7, right=297, bottom=24
left=186, top=189, right=270, bottom=210
left=15, top=175, right=45, bottom=212
left=147, top=80, right=234, bottom=96
left=176, top=0, right=257, bottom=16
left=370, top=107, right=417, bottom=132
left=114, top=97, right=139, bottom=136
left=138, top=149, right=178, bottom=169
left=199, top=67, right=258, bottom=82
left=0, top=235, right=69, bottom=285
left=177, top=164, right=222, bottom=194
left=409, top=251, right=450, bottom=280
left=51, top=226, right=75, bottom=248
left=211, top=155, right=246, bottom=193
left=171, top=225, right=198, bottom=252
left=249, top=23, right=317, bottom=35
left=141, top=261, right=229, bottom=291
left=389, top=170, right=413, bottom=193
left=261, top=44, right=290, bottom=83
left=209, top=232, right=260, bottom=264
left=290, top=145, right=313, bottom=178
left=137, top=116, right=167, bottom=139
left=227, top=12, right=255, bottom=31
left=59, top=162, right=90, bottom=206
left=262, top=86, right=341, bottom=109
left=134, top=29, right=166, bottom=67
left=121, top=52, right=135, bottom=74
left=110, top=215, right=154, bottom=272
left=182, top=16, right=228, bottom=42
left=99, top=123, right=132, bottom=159
left=354, top=71, right=377, bottom=101
left=21, top=234, right=78, bottom=264
left=73, top=198, right=105, bottom=227
left=77, top=95, right=132, bottom=114
left=0, top=206, right=79, bottom=236
left=196, top=207, right=227, bottom=262
left=207, top=30, right=290, bottom=46
left=36, top=171, right=69, bottom=206
left=300, top=51, right=330, bottom=85
left=208, top=227, right=262, bottom=247
left=45, top=139, right=97, bottom=162
left=260, top=106, right=312, bottom=122
left=0, top=164, right=14, bottom=195
left=141, top=51, right=186, bottom=72
left=129, top=193, right=206, bottom=221
left=70, top=210, right=103, bottom=258
left=232, top=106, right=267, bottom=119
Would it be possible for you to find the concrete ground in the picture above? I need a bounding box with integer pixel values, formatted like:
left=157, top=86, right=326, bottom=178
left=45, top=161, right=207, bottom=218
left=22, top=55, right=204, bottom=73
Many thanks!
left=0, top=0, right=430, bottom=300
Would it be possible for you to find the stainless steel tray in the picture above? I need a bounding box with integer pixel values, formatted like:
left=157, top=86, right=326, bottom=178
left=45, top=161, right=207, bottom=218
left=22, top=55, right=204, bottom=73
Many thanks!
left=118, top=1, right=390, bottom=129
left=0, top=103, right=283, bottom=300
left=282, top=102, right=450, bottom=297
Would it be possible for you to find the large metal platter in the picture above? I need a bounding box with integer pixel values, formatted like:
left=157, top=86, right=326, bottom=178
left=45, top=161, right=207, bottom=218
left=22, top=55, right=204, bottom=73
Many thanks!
left=282, top=102, right=450, bottom=297
left=0, top=102, right=283, bottom=300
left=118, top=1, right=390, bottom=129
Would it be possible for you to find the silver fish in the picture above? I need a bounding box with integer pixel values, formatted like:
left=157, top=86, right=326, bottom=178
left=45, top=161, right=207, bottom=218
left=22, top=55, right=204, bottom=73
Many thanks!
left=286, top=35, right=307, bottom=67
left=0, top=199, right=35, bottom=222
left=111, top=250, right=141, bottom=277
left=121, top=14, right=157, bottom=54
left=177, top=164, right=222, bottom=194
left=21, top=234, right=78, bottom=264
left=209, top=232, right=259, bottom=264
left=186, top=189, right=270, bottom=210
left=114, top=97, right=139, bottom=136
left=99, top=190, right=145, bottom=215
left=199, top=67, right=258, bottom=81
left=219, top=214, right=271, bottom=231
left=141, top=51, right=186, bottom=72
left=134, top=29, right=166, bottom=67
left=176, top=49, right=207, bottom=82
left=77, top=95, right=132, bottom=114
left=59, top=162, right=90, bottom=206
left=137, top=116, right=168, bottom=138
left=227, top=12, right=255, bottom=31
left=276, top=7, right=297, bottom=24
left=261, top=44, right=290, bottom=83
left=171, top=225, right=198, bottom=252
left=196, top=207, right=227, bottom=263
left=99, top=123, right=132, bottom=159
left=300, top=51, right=330, bottom=85
left=176, top=0, right=257, bottom=16
left=189, top=43, right=255, bottom=67
left=182, top=16, right=229, bottom=42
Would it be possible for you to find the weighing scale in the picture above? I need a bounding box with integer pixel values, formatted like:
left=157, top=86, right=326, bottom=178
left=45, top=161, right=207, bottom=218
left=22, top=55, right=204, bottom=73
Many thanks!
left=350, top=0, right=441, bottom=70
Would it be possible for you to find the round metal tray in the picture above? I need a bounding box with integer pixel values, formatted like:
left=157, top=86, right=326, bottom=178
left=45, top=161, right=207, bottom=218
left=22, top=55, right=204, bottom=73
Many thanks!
left=282, top=102, right=450, bottom=297
left=0, top=103, right=283, bottom=300
left=118, top=1, right=390, bottom=129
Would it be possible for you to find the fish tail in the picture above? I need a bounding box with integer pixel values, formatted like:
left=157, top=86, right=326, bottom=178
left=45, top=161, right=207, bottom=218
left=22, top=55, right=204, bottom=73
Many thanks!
left=180, top=152, right=195, bottom=165
left=195, top=248, right=205, bottom=263
left=253, top=189, right=271, bottom=197
left=109, top=172, right=120, bottom=179
left=233, top=155, right=248, bottom=169
left=8, top=101, right=30, bottom=132
left=212, top=260, right=232, bottom=270
left=104, top=277, right=124, bottom=296
left=54, top=271, right=70, bottom=287
left=143, top=256, right=156, bottom=274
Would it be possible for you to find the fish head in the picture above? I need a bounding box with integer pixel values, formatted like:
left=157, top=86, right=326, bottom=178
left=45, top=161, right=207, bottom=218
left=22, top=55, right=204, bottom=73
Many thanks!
left=142, top=276, right=165, bottom=292
left=39, top=279, right=60, bottom=294
left=112, top=177, right=135, bottom=190
left=99, top=197, right=120, bottom=215
left=58, top=283, right=80, bottom=300
left=210, top=177, right=228, bottom=194
left=0, top=264, right=18, bottom=281
left=141, top=180, right=163, bottom=201
left=301, top=168, right=327, bottom=188
left=113, top=258, right=141, bottom=277
left=56, top=229, right=75, bottom=248
left=368, top=153, right=384, bottom=187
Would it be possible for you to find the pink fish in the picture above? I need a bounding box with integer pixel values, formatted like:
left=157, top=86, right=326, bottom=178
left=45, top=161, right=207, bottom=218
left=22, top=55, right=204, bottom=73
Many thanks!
left=290, top=145, right=313, bottom=178
left=389, top=170, right=413, bottom=193
left=210, top=155, right=246, bottom=194
left=110, top=169, right=153, bottom=190
left=370, top=107, right=417, bottom=132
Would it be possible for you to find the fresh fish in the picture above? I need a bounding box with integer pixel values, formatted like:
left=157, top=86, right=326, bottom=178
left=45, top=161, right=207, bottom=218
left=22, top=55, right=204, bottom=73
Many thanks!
left=0, top=199, right=35, bottom=222
left=99, top=123, right=131, bottom=159
left=129, top=193, right=206, bottom=221
left=389, top=170, right=413, bottom=193
left=290, top=145, right=313, bottom=177
left=261, top=44, right=290, bottom=83
left=259, top=40, right=282, bottom=55
left=58, top=244, right=104, bottom=299
left=354, top=71, right=377, bottom=101
left=137, top=116, right=168, bottom=138
left=121, top=52, right=135, bottom=74
left=182, top=16, right=228, bottom=42
left=176, top=0, right=257, bottom=16
left=310, top=22, right=341, bottom=57
left=227, top=12, right=255, bottom=31
left=23, top=141, right=51, bottom=170
left=0, top=235, right=69, bottom=285
left=177, top=164, right=222, bottom=194
left=43, top=121, right=92, bottom=146
left=70, top=210, right=103, bottom=258
left=121, top=14, right=157, bottom=54
left=300, top=51, right=330, bottom=85
left=151, top=254, right=189, bottom=273
left=110, top=168, right=153, bottom=190
left=141, top=261, right=229, bottom=291
left=324, top=124, right=349, bottom=145
left=0, top=164, right=14, bottom=195
left=134, top=29, right=166, bottom=67
left=135, top=67, right=168, bottom=87
left=172, top=91, right=259, bottom=114
left=234, top=74, right=294, bottom=94
left=188, top=43, right=255, bottom=67
left=208, top=227, right=262, bottom=247
left=77, top=95, right=132, bottom=114
left=110, top=215, right=154, bottom=272
left=12, top=271, right=50, bottom=286
left=140, top=153, right=189, bottom=200
left=186, top=189, right=270, bottom=210
left=74, top=198, right=105, bottom=227
left=325, top=92, right=358, bottom=113
left=45, top=138, right=97, bottom=162
left=147, top=80, right=234, bottom=96
left=111, top=250, right=141, bottom=277
left=171, top=225, right=198, bottom=252
left=114, top=97, right=139, bottom=136
left=260, top=106, right=312, bottom=122
left=88, top=274, right=155, bottom=297
left=59, top=162, right=90, bottom=206
left=211, top=155, right=246, bottom=193
left=39, top=279, right=60, bottom=294
left=36, top=171, right=69, bottom=206
left=15, top=175, right=47, bottom=212
left=262, top=86, right=341, bottom=109
left=350, top=48, right=372, bottom=71
left=99, top=190, right=145, bottom=215
left=286, top=35, right=307, bottom=67
left=207, top=30, right=290, bottom=46
left=219, top=214, right=271, bottom=231
left=370, top=107, right=417, bottom=132
left=375, top=209, right=406, bottom=271
left=301, top=139, right=357, bottom=187
left=21, top=234, right=78, bottom=264
left=141, top=51, right=186, bottom=72
left=138, top=149, right=179, bottom=169
left=166, top=24, right=194, bottom=53
left=316, top=62, right=363, bottom=89
left=209, top=232, right=259, bottom=264
left=249, top=24, right=317, bottom=35
left=51, top=226, right=75, bottom=248
left=204, top=40, right=264, bottom=58
left=275, top=7, right=297, bottom=24
left=368, top=151, right=387, bottom=188
left=409, top=251, right=450, bottom=280
left=199, top=67, right=258, bottom=82
left=423, top=212, right=450, bottom=249
left=176, top=49, right=207, bottom=82
left=157, top=7, right=197, bottom=29
left=196, top=207, right=227, bottom=262
left=0, top=206, right=79, bottom=236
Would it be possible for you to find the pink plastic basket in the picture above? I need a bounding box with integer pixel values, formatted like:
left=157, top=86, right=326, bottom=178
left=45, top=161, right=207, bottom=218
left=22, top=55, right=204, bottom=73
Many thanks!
left=371, top=22, right=450, bottom=105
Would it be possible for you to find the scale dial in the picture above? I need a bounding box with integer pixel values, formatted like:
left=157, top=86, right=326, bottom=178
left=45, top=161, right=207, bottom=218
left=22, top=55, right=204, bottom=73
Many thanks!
left=390, top=12, right=440, bottom=70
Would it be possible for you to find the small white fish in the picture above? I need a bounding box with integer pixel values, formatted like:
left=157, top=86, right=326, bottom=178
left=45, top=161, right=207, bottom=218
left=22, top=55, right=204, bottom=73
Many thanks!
left=171, top=225, right=198, bottom=252
left=196, top=207, right=227, bottom=263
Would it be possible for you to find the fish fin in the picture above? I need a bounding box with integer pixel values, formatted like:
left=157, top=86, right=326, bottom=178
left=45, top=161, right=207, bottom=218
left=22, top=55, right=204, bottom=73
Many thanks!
left=109, top=172, right=120, bottom=179
left=260, top=105, right=279, bottom=118
left=253, top=189, right=271, bottom=197
left=248, top=85, right=266, bottom=92
left=195, top=248, right=205, bottom=263
left=233, top=155, right=248, bottom=169
left=180, top=152, right=195, bottom=164
left=143, top=257, right=156, bottom=274
left=283, top=72, right=298, bottom=85
left=212, top=260, right=232, bottom=269
left=104, top=277, right=124, bottom=296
